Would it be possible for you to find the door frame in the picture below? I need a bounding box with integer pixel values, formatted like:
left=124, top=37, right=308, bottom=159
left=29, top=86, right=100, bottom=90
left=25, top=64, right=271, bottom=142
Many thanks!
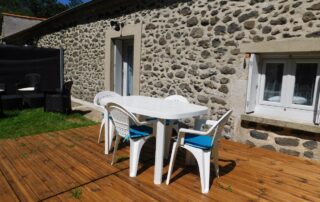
left=104, top=23, right=142, bottom=95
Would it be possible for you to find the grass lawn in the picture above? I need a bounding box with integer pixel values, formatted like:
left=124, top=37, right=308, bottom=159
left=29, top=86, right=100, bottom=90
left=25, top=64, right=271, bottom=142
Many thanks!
left=0, top=108, right=96, bottom=139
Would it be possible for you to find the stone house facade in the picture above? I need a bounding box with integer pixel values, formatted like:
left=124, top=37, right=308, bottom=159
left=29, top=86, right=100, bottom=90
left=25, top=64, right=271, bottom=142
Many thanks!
left=2, top=0, right=320, bottom=160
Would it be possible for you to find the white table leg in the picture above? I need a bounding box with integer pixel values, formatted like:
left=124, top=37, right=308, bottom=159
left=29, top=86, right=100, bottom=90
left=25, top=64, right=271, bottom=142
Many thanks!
left=154, top=119, right=165, bottom=184
left=104, top=112, right=110, bottom=155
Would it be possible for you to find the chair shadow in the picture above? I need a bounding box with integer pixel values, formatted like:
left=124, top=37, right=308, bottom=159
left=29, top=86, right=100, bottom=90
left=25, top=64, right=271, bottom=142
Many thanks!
left=71, top=109, right=92, bottom=115
left=137, top=161, right=154, bottom=175
left=115, top=155, right=130, bottom=163
left=109, top=140, right=155, bottom=173
left=167, top=158, right=236, bottom=187
left=137, top=142, right=157, bottom=175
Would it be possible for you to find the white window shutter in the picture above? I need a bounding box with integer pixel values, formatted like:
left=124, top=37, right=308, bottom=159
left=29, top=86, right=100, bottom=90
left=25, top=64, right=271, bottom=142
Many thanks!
left=315, top=88, right=320, bottom=125
left=245, top=53, right=260, bottom=113
left=113, top=40, right=123, bottom=95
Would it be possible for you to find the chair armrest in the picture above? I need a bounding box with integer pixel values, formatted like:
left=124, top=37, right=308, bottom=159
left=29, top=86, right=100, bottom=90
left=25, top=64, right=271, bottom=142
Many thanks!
left=177, top=127, right=210, bottom=146
left=206, top=120, right=218, bottom=126
left=179, top=128, right=208, bottom=136
left=93, top=104, right=108, bottom=114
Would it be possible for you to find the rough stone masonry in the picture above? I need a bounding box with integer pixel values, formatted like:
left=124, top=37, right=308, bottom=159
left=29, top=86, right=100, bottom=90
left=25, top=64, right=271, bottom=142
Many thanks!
left=36, top=0, right=320, bottom=160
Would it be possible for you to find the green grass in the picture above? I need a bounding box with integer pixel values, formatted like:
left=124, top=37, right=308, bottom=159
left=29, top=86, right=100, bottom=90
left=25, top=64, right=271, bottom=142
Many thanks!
left=0, top=108, right=96, bottom=139
left=71, top=187, right=82, bottom=199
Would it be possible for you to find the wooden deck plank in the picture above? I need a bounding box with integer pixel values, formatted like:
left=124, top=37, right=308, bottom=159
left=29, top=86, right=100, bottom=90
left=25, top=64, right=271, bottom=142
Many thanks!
left=220, top=148, right=320, bottom=192
left=36, top=133, right=103, bottom=181
left=14, top=137, right=79, bottom=194
left=94, top=175, right=158, bottom=201
left=26, top=134, right=92, bottom=184
left=116, top=165, right=217, bottom=202
left=52, top=131, right=119, bottom=176
left=0, top=139, right=55, bottom=199
left=0, top=148, right=39, bottom=201
left=0, top=125, right=319, bottom=201
left=0, top=168, right=19, bottom=202
left=43, top=131, right=119, bottom=177
left=45, top=175, right=159, bottom=202
left=232, top=159, right=320, bottom=199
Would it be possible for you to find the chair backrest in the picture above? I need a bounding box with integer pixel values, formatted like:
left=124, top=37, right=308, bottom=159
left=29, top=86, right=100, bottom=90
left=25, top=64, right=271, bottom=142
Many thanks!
left=0, top=83, right=5, bottom=91
left=106, top=102, right=140, bottom=138
left=25, top=73, right=41, bottom=87
left=210, top=110, right=232, bottom=156
left=94, top=91, right=121, bottom=107
left=165, top=95, right=189, bottom=103
left=63, top=81, right=73, bottom=94
left=210, top=110, right=232, bottom=150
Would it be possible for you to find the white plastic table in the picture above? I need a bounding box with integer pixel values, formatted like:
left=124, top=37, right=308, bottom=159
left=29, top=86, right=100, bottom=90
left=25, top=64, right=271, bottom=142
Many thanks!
left=100, top=95, right=208, bottom=184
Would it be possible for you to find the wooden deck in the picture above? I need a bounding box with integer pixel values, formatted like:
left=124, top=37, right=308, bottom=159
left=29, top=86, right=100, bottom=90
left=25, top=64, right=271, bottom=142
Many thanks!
left=0, top=125, right=319, bottom=201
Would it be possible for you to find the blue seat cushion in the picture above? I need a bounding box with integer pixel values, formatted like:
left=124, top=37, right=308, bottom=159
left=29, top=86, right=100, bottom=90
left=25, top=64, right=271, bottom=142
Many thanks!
left=129, top=125, right=153, bottom=139
left=184, top=133, right=214, bottom=150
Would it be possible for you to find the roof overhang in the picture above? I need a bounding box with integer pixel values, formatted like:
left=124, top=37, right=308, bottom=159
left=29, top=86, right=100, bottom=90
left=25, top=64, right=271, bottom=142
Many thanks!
left=2, top=12, right=47, bottom=21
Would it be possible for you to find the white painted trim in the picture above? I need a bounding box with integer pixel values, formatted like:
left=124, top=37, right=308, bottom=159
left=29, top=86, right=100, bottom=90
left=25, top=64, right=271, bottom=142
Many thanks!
left=245, top=54, right=259, bottom=113
left=113, top=39, right=123, bottom=95
left=104, top=23, right=142, bottom=95
left=240, top=39, right=320, bottom=53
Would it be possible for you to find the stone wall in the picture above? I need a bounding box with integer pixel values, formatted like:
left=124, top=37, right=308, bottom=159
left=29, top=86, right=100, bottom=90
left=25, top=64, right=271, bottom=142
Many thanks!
left=240, top=121, right=320, bottom=160
left=36, top=0, right=320, bottom=159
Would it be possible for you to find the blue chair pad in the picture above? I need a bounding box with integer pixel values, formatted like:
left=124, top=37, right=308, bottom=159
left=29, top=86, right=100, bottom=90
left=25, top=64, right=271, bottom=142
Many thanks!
left=129, top=125, right=153, bottom=139
left=184, top=133, right=214, bottom=150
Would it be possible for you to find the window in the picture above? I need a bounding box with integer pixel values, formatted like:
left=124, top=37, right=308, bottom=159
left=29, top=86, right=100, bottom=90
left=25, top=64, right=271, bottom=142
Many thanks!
left=293, top=63, right=317, bottom=106
left=262, top=63, right=284, bottom=103
left=246, top=54, right=320, bottom=124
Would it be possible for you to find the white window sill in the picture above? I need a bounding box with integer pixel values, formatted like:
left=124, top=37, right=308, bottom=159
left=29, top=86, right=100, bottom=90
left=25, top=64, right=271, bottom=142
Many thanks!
left=241, top=113, right=319, bottom=134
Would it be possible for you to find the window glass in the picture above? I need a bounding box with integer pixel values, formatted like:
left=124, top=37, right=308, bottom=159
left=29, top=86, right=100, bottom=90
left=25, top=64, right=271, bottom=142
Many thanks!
left=293, top=63, right=317, bottom=106
left=263, top=63, right=284, bottom=102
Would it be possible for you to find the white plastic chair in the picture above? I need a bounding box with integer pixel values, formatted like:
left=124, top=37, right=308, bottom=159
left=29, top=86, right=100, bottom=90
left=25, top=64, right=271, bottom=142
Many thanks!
left=93, top=91, right=121, bottom=149
left=164, top=95, right=189, bottom=159
left=107, top=102, right=156, bottom=177
left=166, top=110, right=232, bottom=193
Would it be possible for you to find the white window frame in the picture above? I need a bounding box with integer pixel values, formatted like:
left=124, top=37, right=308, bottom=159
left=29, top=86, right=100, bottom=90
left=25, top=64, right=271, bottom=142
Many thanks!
left=251, top=55, right=320, bottom=124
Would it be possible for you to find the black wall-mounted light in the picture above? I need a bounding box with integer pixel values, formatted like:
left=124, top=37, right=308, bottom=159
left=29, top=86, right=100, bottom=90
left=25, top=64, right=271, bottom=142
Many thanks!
left=111, top=21, right=120, bottom=31
left=111, top=20, right=125, bottom=32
